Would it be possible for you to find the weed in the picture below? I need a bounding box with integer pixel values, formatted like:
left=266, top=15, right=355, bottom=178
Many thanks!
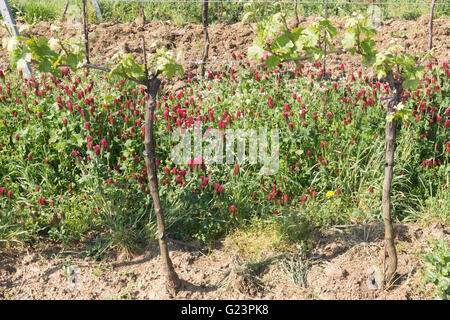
left=422, top=237, right=450, bottom=300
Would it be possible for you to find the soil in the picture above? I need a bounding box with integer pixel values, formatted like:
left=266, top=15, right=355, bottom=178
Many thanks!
left=0, top=15, right=449, bottom=91
left=1, top=222, right=448, bottom=300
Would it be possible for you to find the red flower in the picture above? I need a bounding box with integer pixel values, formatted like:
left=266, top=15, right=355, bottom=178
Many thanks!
left=100, top=138, right=108, bottom=150
left=230, top=205, right=236, bottom=214
left=232, top=163, right=239, bottom=176
left=268, top=96, right=274, bottom=109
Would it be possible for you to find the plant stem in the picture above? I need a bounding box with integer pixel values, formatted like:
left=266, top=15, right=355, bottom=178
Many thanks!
left=141, top=37, right=181, bottom=296
left=382, top=72, right=401, bottom=287
left=200, top=0, right=210, bottom=77
left=322, top=0, right=328, bottom=78
left=294, top=1, right=299, bottom=28
left=428, top=0, right=436, bottom=50
left=139, top=0, right=146, bottom=26
left=81, top=0, right=90, bottom=65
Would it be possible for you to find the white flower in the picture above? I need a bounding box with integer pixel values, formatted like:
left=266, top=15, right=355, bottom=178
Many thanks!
left=19, top=24, right=31, bottom=33
left=50, top=25, right=61, bottom=32
left=176, top=50, right=184, bottom=63
left=394, top=103, right=405, bottom=111
left=25, top=52, right=32, bottom=62
left=48, top=38, right=59, bottom=51
left=4, top=37, right=19, bottom=52
left=17, top=59, right=28, bottom=71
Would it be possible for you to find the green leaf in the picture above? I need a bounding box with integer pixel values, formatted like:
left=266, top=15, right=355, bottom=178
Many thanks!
left=291, top=26, right=305, bottom=36
left=272, top=32, right=295, bottom=55
left=38, top=59, right=52, bottom=73
left=153, top=49, right=184, bottom=79
left=318, top=19, right=338, bottom=38
left=158, top=61, right=183, bottom=79
left=300, top=28, right=319, bottom=48
left=360, top=25, right=377, bottom=37
left=341, top=31, right=356, bottom=50
left=264, top=55, right=281, bottom=69
left=33, top=40, right=58, bottom=60
left=360, top=38, right=377, bottom=66
left=376, top=68, right=387, bottom=80
left=248, top=43, right=265, bottom=61
left=403, top=78, right=420, bottom=90
left=261, top=12, right=284, bottom=38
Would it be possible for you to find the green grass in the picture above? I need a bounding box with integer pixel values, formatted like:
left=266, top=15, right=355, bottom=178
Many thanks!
left=6, top=0, right=449, bottom=26
left=8, top=0, right=63, bottom=24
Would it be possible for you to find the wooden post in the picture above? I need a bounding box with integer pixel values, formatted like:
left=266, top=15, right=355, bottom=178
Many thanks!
left=218, top=0, right=223, bottom=24
left=139, top=0, right=146, bottom=26
left=294, top=1, right=299, bottom=28
left=91, top=0, right=103, bottom=22
left=371, top=0, right=374, bottom=22
left=62, top=0, right=69, bottom=19
left=200, top=0, right=210, bottom=77
left=428, top=0, right=436, bottom=50
left=141, top=37, right=181, bottom=296
left=322, top=0, right=328, bottom=78
left=382, top=72, right=401, bottom=287
left=82, top=0, right=90, bottom=64
left=0, top=0, right=32, bottom=78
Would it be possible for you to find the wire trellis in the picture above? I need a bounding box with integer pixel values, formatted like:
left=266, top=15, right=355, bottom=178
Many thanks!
left=24, top=0, right=450, bottom=5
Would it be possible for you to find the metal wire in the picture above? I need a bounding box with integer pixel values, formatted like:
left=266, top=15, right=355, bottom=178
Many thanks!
left=28, top=0, right=450, bottom=5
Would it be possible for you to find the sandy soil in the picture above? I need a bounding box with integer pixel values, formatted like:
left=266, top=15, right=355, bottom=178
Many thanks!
left=1, top=222, right=448, bottom=300
left=0, top=14, right=448, bottom=83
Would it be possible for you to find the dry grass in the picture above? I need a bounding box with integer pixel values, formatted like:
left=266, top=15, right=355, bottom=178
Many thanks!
left=222, top=218, right=296, bottom=262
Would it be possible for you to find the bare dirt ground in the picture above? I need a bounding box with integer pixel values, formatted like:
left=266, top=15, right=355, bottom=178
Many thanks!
left=0, top=15, right=449, bottom=88
left=1, top=222, right=448, bottom=300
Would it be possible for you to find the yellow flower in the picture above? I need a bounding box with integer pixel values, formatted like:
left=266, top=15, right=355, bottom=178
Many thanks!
left=326, top=190, right=334, bottom=197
